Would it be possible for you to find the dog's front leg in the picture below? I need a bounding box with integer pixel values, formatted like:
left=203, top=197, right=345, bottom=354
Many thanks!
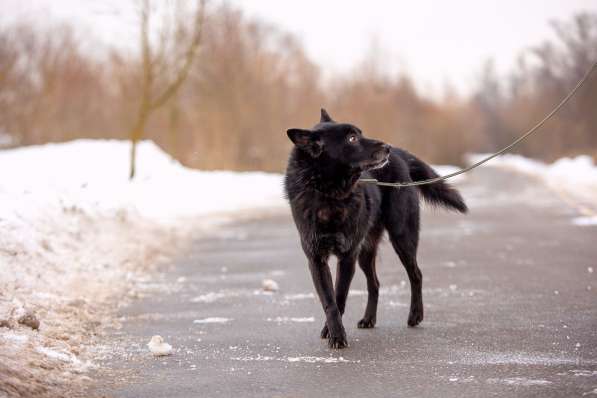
left=308, top=257, right=348, bottom=349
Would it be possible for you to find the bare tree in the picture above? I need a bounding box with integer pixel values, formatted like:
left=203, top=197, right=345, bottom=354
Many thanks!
left=129, top=0, right=206, bottom=179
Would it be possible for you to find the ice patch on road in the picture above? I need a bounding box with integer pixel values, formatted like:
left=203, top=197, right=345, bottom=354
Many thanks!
left=348, top=289, right=367, bottom=297
left=193, top=317, right=233, bottom=324
left=287, top=356, right=356, bottom=363
left=191, top=292, right=233, bottom=303
left=266, top=316, right=315, bottom=323
left=230, top=354, right=276, bottom=362
left=572, top=216, right=597, bottom=226
left=283, top=293, right=315, bottom=300
left=190, top=288, right=277, bottom=303
left=558, top=369, right=597, bottom=377
left=387, top=300, right=408, bottom=307
left=447, top=375, right=475, bottom=383
left=230, top=355, right=358, bottom=364
left=487, top=377, right=552, bottom=386
left=455, top=351, right=594, bottom=366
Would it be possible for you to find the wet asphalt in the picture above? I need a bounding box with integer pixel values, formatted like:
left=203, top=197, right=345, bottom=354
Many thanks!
left=95, top=167, right=597, bottom=398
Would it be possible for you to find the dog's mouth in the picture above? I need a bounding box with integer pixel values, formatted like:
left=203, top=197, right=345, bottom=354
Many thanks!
left=361, top=149, right=390, bottom=171
left=369, top=157, right=389, bottom=170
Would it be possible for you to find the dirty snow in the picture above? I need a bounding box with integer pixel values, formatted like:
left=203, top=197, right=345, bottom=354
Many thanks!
left=468, top=154, right=597, bottom=216
left=0, top=139, right=285, bottom=397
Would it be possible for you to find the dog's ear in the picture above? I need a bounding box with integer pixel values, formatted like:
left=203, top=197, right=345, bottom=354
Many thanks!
left=287, top=128, right=323, bottom=157
left=320, top=108, right=334, bottom=123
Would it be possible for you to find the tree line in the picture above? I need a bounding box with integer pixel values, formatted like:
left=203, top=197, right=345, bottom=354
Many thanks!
left=0, top=4, right=595, bottom=173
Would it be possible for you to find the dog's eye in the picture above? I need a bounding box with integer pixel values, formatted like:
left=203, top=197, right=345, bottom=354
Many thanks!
left=348, top=135, right=358, bottom=144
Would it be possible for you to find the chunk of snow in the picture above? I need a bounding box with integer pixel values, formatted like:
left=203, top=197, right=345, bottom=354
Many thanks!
left=147, top=335, right=173, bottom=356
left=261, top=279, right=279, bottom=292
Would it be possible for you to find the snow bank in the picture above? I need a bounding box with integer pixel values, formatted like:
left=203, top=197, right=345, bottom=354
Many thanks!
left=0, top=139, right=285, bottom=396
left=0, top=139, right=285, bottom=224
left=468, top=154, right=597, bottom=215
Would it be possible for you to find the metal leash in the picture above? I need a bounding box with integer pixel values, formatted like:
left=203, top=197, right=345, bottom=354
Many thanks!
left=359, top=61, right=597, bottom=188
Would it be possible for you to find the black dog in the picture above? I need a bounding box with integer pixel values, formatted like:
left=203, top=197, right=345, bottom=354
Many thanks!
left=284, top=109, right=467, bottom=348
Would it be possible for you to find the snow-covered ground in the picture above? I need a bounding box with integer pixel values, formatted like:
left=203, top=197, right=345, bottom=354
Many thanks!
left=0, top=139, right=286, bottom=397
left=468, top=154, right=597, bottom=222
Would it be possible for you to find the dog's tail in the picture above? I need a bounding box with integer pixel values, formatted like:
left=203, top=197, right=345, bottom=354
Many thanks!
left=407, top=155, right=468, bottom=213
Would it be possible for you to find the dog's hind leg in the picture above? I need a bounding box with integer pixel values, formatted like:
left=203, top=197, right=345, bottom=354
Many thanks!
left=357, top=227, right=383, bottom=328
left=335, top=255, right=357, bottom=315
left=385, top=199, right=424, bottom=327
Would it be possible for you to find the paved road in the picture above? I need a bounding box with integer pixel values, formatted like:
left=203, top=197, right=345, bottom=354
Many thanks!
left=95, top=168, right=597, bottom=398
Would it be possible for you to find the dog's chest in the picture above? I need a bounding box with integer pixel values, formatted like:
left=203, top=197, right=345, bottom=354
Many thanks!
left=304, top=197, right=365, bottom=254
left=314, top=205, right=349, bottom=225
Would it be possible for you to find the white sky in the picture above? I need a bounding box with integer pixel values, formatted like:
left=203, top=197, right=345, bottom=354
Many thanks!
left=3, top=0, right=597, bottom=96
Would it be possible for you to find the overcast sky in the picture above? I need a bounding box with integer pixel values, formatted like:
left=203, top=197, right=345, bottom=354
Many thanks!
left=3, top=0, right=597, bottom=96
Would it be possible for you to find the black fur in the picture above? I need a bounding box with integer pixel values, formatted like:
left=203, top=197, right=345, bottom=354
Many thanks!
left=284, top=109, right=467, bottom=349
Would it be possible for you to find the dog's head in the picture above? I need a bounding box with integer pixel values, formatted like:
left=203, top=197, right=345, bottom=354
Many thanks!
left=287, top=109, right=390, bottom=172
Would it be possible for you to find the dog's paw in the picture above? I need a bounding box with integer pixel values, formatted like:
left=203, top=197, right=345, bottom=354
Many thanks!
left=328, top=333, right=348, bottom=349
left=407, top=307, right=424, bottom=327
left=320, top=324, right=329, bottom=339
left=357, top=317, right=375, bottom=329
